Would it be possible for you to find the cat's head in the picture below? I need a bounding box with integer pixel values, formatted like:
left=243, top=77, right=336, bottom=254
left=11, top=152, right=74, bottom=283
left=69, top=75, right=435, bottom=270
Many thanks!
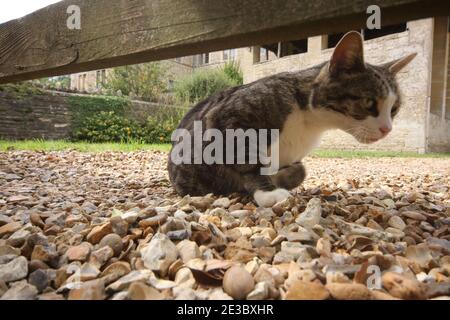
left=312, top=31, right=416, bottom=144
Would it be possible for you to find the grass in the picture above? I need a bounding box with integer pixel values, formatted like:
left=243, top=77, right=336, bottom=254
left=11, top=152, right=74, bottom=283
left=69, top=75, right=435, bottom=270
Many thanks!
left=0, top=140, right=171, bottom=153
left=310, top=149, right=450, bottom=158
left=0, top=140, right=449, bottom=158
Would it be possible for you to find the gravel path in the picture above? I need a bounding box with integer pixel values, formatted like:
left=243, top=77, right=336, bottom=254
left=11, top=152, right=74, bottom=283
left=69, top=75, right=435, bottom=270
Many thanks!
left=0, top=151, right=449, bottom=300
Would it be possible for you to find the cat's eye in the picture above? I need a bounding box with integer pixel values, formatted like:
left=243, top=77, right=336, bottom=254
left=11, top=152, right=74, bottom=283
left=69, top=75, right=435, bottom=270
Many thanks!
left=391, top=107, right=398, bottom=115
left=368, top=99, right=379, bottom=116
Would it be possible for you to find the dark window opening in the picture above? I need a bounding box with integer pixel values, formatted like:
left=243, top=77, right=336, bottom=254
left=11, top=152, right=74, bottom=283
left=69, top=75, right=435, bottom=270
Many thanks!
left=327, top=32, right=346, bottom=48
left=363, top=23, right=407, bottom=40
left=260, top=38, right=308, bottom=60
left=203, top=53, right=209, bottom=64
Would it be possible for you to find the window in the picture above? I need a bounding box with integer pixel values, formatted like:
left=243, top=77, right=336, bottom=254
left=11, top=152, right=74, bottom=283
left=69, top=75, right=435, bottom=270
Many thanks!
left=223, top=49, right=236, bottom=61
left=327, top=32, right=346, bottom=48
left=96, top=71, right=101, bottom=88
left=281, top=39, right=308, bottom=56
left=260, top=39, right=308, bottom=60
left=96, top=70, right=107, bottom=88
left=363, top=23, right=407, bottom=40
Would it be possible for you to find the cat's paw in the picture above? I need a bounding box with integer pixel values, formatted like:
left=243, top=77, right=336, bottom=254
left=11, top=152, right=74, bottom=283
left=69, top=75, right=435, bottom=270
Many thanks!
left=254, top=188, right=291, bottom=207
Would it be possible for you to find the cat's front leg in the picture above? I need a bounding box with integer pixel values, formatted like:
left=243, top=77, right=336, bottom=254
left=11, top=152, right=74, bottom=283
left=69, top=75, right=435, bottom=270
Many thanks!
left=242, top=173, right=291, bottom=207
left=270, top=161, right=306, bottom=190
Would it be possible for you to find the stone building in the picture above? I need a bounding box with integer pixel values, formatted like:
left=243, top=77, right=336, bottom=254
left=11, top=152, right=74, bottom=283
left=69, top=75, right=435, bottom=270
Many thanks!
left=70, top=17, right=450, bottom=153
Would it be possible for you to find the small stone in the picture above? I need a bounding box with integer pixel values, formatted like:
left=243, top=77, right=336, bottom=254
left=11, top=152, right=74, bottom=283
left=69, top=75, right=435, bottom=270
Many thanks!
left=7, top=195, right=30, bottom=203
left=141, top=233, right=178, bottom=277
left=385, top=227, right=405, bottom=239
left=1, top=281, right=38, bottom=300
left=405, top=244, right=433, bottom=268
left=247, top=281, right=270, bottom=300
left=382, top=272, right=426, bottom=300
left=0, top=214, right=12, bottom=226
left=110, top=216, right=128, bottom=237
left=316, top=238, right=331, bottom=257
left=176, top=240, right=201, bottom=263
left=223, top=265, right=255, bottom=300
left=28, top=269, right=49, bottom=293
left=122, top=211, right=140, bottom=224
left=68, top=279, right=105, bottom=300
left=272, top=197, right=295, bottom=216
left=388, top=216, right=406, bottom=231
left=167, top=229, right=190, bottom=241
left=285, top=280, right=330, bottom=300
left=30, top=213, right=45, bottom=228
left=295, top=198, right=322, bottom=228
left=325, top=271, right=351, bottom=284
left=367, top=219, right=384, bottom=231
left=100, top=261, right=131, bottom=284
left=382, top=199, right=396, bottom=209
left=79, top=263, right=101, bottom=281
left=0, top=245, right=20, bottom=256
left=280, top=242, right=310, bottom=261
left=6, top=229, right=30, bottom=247
left=174, top=267, right=195, bottom=288
left=66, top=243, right=91, bottom=262
left=106, top=270, right=152, bottom=292
left=0, top=256, right=28, bottom=282
left=326, top=283, right=372, bottom=300
left=89, top=246, right=114, bottom=269
left=245, top=260, right=260, bottom=275
left=99, top=233, right=123, bottom=257
left=31, top=244, right=58, bottom=266
left=0, top=222, right=22, bottom=237
left=190, top=196, right=214, bottom=211
left=29, top=260, right=49, bottom=273
left=401, top=211, right=427, bottom=221
left=86, top=223, right=112, bottom=244
left=128, top=282, right=163, bottom=300
left=212, top=197, right=231, bottom=208
left=0, top=281, right=7, bottom=297
left=138, top=214, right=168, bottom=228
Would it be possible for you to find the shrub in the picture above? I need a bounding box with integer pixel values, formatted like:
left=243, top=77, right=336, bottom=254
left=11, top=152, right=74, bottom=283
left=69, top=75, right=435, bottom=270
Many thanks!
left=104, top=62, right=168, bottom=102
left=73, top=111, right=145, bottom=143
left=145, top=107, right=187, bottom=143
left=174, top=68, right=238, bottom=105
left=221, top=61, right=243, bottom=85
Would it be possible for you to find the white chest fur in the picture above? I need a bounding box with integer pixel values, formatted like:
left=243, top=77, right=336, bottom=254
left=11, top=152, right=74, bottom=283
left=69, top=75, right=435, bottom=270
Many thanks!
left=276, top=108, right=325, bottom=167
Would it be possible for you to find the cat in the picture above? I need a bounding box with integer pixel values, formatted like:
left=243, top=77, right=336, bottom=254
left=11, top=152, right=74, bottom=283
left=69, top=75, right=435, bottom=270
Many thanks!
left=168, top=31, right=416, bottom=207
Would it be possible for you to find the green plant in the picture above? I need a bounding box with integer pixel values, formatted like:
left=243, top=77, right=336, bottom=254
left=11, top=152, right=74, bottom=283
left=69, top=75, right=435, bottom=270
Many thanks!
left=68, top=95, right=131, bottom=137
left=174, top=68, right=239, bottom=104
left=144, top=107, right=187, bottom=143
left=222, top=61, right=244, bottom=85
left=104, top=62, right=168, bottom=102
left=0, top=82, right=43, bottom=99
left=73, top=111, right=145, bottom=143
left=35, top=76, right=71, bottom=91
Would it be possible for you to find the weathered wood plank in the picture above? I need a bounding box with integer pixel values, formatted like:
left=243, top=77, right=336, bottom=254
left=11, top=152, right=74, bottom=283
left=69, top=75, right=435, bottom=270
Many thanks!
left=0, top=0, right=449, bottom=83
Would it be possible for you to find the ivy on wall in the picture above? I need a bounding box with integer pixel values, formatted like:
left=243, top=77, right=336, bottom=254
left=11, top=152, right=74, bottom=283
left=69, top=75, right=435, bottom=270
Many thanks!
left=68, top=95, right=131, bottom=138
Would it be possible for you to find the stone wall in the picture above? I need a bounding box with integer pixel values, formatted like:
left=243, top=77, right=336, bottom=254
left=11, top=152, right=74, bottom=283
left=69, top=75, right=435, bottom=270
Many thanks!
left=239, top=19, right=434, bottom=153
left=0, top=90, right=176, bottom=140
left=0, top=92, right=71, bottom=140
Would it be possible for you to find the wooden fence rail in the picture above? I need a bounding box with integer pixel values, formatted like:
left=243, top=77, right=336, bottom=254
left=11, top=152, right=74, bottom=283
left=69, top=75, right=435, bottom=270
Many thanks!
left=0, top=0, right=449, bottom=84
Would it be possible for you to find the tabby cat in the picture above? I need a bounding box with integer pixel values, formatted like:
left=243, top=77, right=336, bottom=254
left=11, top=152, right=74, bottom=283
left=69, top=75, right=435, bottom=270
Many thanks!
left=168, top=31, right=416, bottom=207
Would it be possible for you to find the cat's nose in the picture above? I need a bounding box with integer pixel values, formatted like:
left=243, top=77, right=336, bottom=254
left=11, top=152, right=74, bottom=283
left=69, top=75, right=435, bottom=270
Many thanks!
left=379, top=126, right=392, bottom=135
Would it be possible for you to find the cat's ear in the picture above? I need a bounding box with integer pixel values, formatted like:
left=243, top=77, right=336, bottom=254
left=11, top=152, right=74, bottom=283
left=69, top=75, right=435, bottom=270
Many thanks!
left=329, top=31, right=365, bottom=76
left=384, top=52, right=417, bottom=74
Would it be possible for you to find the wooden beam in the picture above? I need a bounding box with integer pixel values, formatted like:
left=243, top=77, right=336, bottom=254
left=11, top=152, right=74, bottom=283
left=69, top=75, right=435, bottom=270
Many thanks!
left=1, top=0, right=449, bottom=83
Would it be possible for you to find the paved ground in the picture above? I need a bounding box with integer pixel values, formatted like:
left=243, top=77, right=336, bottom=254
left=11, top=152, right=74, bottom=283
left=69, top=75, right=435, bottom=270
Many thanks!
left=0, top=151, right=449, bottom=300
